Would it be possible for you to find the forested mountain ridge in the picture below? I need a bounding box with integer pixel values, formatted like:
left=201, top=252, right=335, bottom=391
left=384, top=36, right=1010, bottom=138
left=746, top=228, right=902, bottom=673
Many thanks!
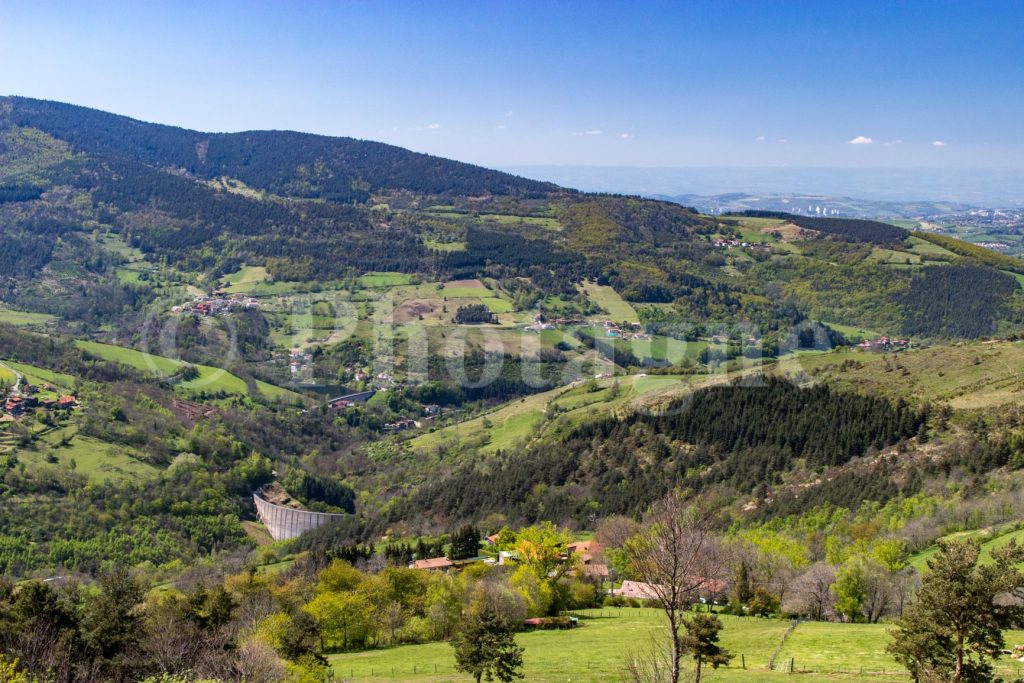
left=1, top=95, right=1022, bottom=341
left=1, top=96, right=559, bottom=200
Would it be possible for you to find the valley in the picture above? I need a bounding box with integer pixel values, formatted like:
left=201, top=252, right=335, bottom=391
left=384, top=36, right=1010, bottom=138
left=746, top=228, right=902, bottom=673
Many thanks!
left=0, top=97, right=1023, bottom=683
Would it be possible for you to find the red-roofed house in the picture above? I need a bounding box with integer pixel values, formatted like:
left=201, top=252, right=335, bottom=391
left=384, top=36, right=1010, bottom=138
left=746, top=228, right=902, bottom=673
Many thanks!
left=566, top=540, right=603, bottom=564
left=412, top=557, right=453, bottom=572
left=617, top=577, right=728, bottom=602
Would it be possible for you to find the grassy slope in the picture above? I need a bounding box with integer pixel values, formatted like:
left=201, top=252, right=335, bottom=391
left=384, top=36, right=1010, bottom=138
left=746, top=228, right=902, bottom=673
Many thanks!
left=3, top=361, right=74, bottom=388
left=410, top=374, right=699, bottom=454
left=0, top=364, right=16, bottom=384
left=785, top=342, right=1024, bottom=409
left=914, top=231, right=1024, bottom=275
left=77, top=340, right=184, bottom=375
left=0, top=308, right=58, bottom=327
left=74, top=340, right=299, bottom=401
left=580, top=281, right=640, bottom=325
left=412, top=339, right=1024, bottom=457
left=909, top=524, right=1024, bottom=573
left=19, top=427, right=157, bottom=484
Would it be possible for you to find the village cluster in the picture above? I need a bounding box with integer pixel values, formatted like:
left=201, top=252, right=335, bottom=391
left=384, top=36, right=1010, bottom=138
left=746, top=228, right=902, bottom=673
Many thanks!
left=171, top=291, right=261, bottom=316
left=410, top=536, right=728, bottom=606
left=858, top=336, right=911, bottom=352
left=523, top=314, right=651, bottom=341
left=2, top=384, right=76, bottom=419
left=712, top=238, right=772, bottom=251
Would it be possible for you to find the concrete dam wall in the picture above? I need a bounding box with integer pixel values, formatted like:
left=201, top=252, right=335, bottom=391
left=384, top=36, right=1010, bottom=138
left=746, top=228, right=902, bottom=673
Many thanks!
left=253, top=490, right=348, bottom=541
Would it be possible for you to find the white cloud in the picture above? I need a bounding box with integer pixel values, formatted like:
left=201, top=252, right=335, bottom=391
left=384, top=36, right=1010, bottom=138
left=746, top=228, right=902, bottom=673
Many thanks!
left=426, top=123, right=441, bottom=130
left=755, top=135, right=766, bottom=142
left=494, top=124, right=507, bottom=130
left=883, top=139, right=904, bottom=146
left=620, top=132, right=633, bottom=139
left=777, top=138, right=788, bottom=144
left=409, top=123, right=442, bottom=132
left=848, top=135, right=873, bottom=145
left=932, top=140, right=947, bottom=147
left=572, top=129, right=604, bottom=136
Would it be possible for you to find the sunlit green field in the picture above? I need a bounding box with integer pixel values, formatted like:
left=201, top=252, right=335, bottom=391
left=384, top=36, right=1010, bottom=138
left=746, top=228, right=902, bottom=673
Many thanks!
left=909, top=523, right=1024, bottom=573
left=0, top=307, right=57, bottom=327
left=580, top=280, right=640, bottom=324
left=329, top=609, right=1024, bottom=682
left=74, top=340, right=299, bottom=401
left=18, top=428, right=157, bottom=484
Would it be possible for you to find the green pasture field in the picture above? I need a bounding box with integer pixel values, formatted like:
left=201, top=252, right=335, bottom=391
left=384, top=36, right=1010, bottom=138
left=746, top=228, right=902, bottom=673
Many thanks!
left=3, top=361, right=74, bottom=389
left=0, top=364, right=17, bottom=384
left=359, top=272, right=415, bottom=288
left=424, top=239, right=467, bottom=252
left=330, top=608, right=1024, bottom=682
left=822, top=321, right=883, bottom=341
left=784, top=342, right=1024, bottom=410
left=74, top=340, right=298, bottom=402
left=410, top=373, right=695, bottom=454
left=479, top=213, right=562, bottom=231
left=580, top=281, right=640, bottom=325
left=20, top=428, right=158, bottom=484
left=221, top=265, right=270, bottom=291
left=908, top=523, right=1024, bottom=573
left=905, top=235, right=956, bottom=260
left=0, top=308, right=58, bottom=327
left=867, top=248, right=921, bottom=266
left=77, top=340, right=184, bottom=375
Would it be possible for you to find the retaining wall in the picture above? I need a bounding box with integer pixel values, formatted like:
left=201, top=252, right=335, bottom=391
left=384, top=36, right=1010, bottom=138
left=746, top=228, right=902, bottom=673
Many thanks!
left=253, top=490, right=348, bottom=541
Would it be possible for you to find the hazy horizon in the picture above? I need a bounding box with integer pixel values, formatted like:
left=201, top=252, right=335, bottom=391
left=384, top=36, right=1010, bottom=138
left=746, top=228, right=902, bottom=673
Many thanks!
left=503, top=165, right=1024, bottom=207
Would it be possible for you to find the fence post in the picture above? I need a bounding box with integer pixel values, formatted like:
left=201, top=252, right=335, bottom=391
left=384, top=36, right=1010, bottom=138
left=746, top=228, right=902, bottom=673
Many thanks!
left=789, top=657, right=794, bottom=674
left=741, top=654, right=745, bottom=669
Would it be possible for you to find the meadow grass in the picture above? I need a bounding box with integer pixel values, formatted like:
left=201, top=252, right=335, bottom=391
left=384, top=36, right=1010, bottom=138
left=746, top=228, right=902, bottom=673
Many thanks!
left=411, top=374, right=696, bottom=454
left=424, top=239, right=467, bottom=252
left=75, top=340, right=298, bottom=401
left=478, top=213, right=562, bottom=231
left=3, top=361, right=74, bottom=388
left=821, top=321, right=883, bottom=341
left=221, top=265, right=270, bottom=292
left=22, top=428, right=157, bottom=483
left=621, top=335, right=706, bottom=364
left=327, top=609, right=924, bottom=682
left=786, top=342, right=1024, bottom=410
left=905, top=235, right=956, bottom=260
left=580, top=281, right=640, bottom=325
left=868, top=248, right=921, bottom=266
left=76, top=340, right=184, bottom=375
left=0, top=364, right=17, bottom=385
left=0, top=308, right=57, bottom=327
left=909, top=524, right=1024, bottom=573
left=360, top=272, right=414, bottom=288
left=482, top=298, right=514, bottom=313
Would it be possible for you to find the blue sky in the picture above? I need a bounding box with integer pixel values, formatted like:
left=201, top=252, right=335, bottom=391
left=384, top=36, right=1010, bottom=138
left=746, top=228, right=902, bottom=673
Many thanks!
left=1, top=1, right=1022, bottom=168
